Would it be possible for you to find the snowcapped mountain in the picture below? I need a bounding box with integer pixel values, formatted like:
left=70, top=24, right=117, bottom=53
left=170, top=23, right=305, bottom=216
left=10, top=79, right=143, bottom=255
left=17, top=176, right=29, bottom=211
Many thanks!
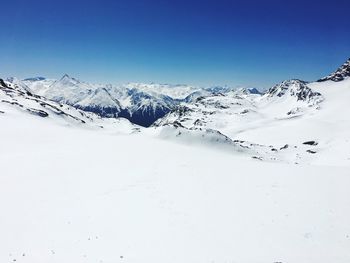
left=3, top=57, right=350, bottom=164
left=154, top=79, right=322, bottom=132
left=0, top=78, right=137, bottom=133
left=2, top=85, right=349, bottom=263
left=20, top=75, right=237, bottom=126
left=20, top=75, right=182, bottom=126
left=1, top=58, right=350, bottom=263
left=153, top=71, right=350, bottom=164
left=116, top=88, right=177, bottom=127
left=124, top=82, right=200, bottom=99
left=318, top=58, right=350, bottom=82
left=264, top=79, right=320, bottom=102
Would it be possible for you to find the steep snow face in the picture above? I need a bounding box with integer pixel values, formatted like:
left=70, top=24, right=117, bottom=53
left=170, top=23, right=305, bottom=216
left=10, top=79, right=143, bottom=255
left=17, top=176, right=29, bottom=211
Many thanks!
left=38, top=74, right=95, bottom=105
left=6, top=77, right=31, bottom=92
left=22, top=77, right=56, bottom=94
left=318, top=58, right=350, bottom=82
left=118, top=89, right=176, bottom=127
left=75, top=88, right=122, bottom=118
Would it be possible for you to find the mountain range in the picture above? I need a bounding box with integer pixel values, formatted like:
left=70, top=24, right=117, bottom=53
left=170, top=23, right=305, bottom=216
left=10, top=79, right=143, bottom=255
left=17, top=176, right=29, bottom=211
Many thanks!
left=1, top=57, right=350, bottom=165
left=6, top=59, right=348, bottom=129
left=1, top=58, right=350, bottom=263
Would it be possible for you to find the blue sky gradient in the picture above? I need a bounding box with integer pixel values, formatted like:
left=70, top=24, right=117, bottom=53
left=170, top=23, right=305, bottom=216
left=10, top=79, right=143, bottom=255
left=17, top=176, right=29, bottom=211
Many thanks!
left=1, top=0, right=350, bottom=88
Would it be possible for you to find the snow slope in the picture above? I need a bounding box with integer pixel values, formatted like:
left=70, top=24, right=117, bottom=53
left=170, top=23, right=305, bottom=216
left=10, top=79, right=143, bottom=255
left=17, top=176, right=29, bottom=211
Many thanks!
left=0, top=78, right=137, bottom=133
left=1, top=58, right=350, bottom=262
left=0, top=106, right=350, bottom=263
left=154, top=78, right=350, bottom=166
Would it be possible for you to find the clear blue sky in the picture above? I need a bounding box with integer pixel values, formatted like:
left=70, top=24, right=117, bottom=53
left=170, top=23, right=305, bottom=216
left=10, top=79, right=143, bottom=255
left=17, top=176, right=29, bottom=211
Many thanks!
left=1, top=0, right=350, bottom=88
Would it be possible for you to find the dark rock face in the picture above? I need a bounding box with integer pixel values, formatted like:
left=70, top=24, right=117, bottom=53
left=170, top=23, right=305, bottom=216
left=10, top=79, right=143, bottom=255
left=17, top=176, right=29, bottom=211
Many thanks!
left=27, top=108, right=49, bottom=117
left=75, top=104, right=172, bottom=127
left=267, top=80, right=308, bottom=97
left=76, top=105, right=120, bottom=118
left=118, top=107, right=171, bottom=127
left=247, top=88, right=262, bottom=95
left=23, top=77, right=46, bottom=81
left=307, top=150, right=317, bottom=154
left=280, top=144, right=289, bottom=150
left=303, top=141, right=318, bottom=146
left=266, top=79, right=323, bottom=105
left=0, top=79, right=8, bottom=88
left=293, top=86, right=321, bottom=102
left=318, top=58, right=350, bottom=82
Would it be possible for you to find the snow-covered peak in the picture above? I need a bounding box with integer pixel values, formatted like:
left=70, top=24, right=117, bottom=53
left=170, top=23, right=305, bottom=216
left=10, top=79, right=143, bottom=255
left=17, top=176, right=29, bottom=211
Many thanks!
left=260, top=79, right=324, bottom=117
left=75, top=87, right=122, bottom=117
left=124, top=82, right=200, bottom=99
left=55, top=74, right=89, bottom=88
left=262, top=79, right=322, bottom=104
left=265, top=79, right=308, bottom=97
left=246, top=87, right=261, bottom=94
left=318, top=58, right=350, bottom=82
left=233, top=87, right=262, bottom=96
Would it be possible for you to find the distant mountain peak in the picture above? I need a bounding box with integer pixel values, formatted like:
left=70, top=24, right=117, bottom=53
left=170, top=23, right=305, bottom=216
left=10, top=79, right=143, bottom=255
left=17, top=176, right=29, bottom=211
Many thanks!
left=265, top=79, right=323, bottom=105
left=61, top=74, right=74, bottom=81
left=266, top=79, right=307, bottom=97
left=56, top=74, right=83, bottom=86
left=235, top=87, right=262, bottom=95
left=23, top=77, right=46, bottom=81
left=318, top=58, right=350, bottom=82
left=247, top=87, right=262, bottom=94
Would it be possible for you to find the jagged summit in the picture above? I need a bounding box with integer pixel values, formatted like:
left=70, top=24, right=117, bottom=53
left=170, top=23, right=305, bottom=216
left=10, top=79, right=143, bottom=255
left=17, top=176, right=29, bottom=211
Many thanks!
left=50, top=74, right=92, bottom=91
left=264, top=79, right=323, bottom=106
left=318, top=58, right=350, bottom=82
left=59, top=74, right=80, bottom=83
left=234, top=87, right=262, bottom=95
left=246, top=87, right=261, bottom=94
left=265, top=79, right=308, bottom=97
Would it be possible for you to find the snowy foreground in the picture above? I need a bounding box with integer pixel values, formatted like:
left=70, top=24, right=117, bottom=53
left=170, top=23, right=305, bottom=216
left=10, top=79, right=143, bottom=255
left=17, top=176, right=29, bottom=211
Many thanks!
left=1, top=111, right=350, bottom=263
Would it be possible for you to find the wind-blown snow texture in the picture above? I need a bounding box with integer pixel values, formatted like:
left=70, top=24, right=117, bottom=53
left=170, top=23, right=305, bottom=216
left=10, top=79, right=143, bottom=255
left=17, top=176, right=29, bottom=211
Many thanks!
left=1, top=58, right=350, bottom=263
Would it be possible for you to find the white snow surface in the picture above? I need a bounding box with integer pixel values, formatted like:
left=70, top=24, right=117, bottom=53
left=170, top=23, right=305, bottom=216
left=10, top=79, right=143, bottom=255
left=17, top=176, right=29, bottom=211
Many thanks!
left=1, top=108, right=350, bottom=263
left=155, top=79, right=350, bottom=166
left=1, top=72, right=350, bottom=262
